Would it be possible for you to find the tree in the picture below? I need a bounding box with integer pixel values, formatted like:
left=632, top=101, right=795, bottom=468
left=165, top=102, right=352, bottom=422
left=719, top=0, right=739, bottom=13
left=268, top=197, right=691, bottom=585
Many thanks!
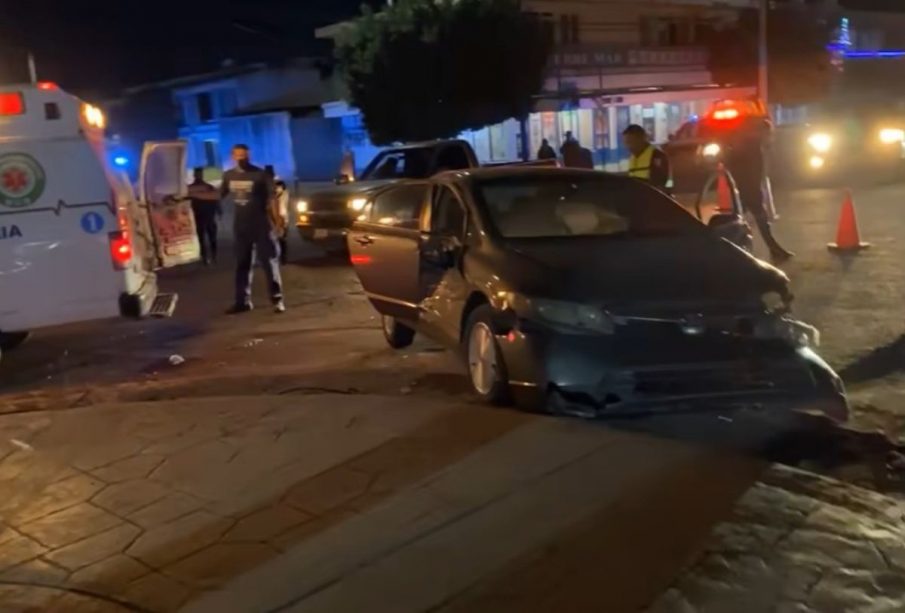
left=336, top=0, right=552, bottom=145
left=706, top=8, right=834, bottom=107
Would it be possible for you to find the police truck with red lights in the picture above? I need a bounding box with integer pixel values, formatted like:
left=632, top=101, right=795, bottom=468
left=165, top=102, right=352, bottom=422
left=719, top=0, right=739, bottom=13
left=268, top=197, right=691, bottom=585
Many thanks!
left=0, top=83, right=199, bottom=363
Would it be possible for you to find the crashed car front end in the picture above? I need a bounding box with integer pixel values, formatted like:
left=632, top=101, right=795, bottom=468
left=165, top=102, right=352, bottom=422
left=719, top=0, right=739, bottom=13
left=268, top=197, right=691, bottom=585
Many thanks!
left=494, top=295, right=848, bottom=423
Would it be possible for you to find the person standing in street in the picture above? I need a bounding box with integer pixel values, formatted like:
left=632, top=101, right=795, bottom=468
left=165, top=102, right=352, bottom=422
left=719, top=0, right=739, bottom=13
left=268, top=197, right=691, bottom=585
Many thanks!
left=724, top=118, right=794, bottom=264
left=221, top=144, right=285, bottom=314
left=537, top=138, right=556, bottom=160
left=188, top=167, right=221, bottom=265
left=274, top=180, right=290, bottom=265
left=623, top=124, right=672, bottom=193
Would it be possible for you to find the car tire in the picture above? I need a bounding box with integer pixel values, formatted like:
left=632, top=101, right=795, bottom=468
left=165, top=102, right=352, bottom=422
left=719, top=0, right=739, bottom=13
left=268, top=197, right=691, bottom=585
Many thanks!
left=463, top=305, right=511, bottom=406
left=382, top=315, right=415, bottom=349
left=0, top=332, right=29, bottom=352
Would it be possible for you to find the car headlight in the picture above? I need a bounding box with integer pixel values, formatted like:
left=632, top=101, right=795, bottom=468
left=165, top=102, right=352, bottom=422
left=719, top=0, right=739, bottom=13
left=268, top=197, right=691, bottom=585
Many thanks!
left=530, top=298, right=615, bottom=335
left=349, top=198, right=368, bottom=212
left=296, top=200, right=308, bottom=213
left=879, top=128, right=905, bottom=144
left=754, top=316, right=820, bottom=348
left=761, top=291, right=789, bottom=314
left=702, top=142, right=721, bottom=158
left=807, top=133, right=832, bottom=153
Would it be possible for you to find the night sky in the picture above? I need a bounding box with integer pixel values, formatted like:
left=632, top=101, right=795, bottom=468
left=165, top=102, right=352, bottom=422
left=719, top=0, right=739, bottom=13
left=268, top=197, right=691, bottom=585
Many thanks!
left=0, top=0, right=900, bottom=97
left=0, top=0, right=380, bottom=96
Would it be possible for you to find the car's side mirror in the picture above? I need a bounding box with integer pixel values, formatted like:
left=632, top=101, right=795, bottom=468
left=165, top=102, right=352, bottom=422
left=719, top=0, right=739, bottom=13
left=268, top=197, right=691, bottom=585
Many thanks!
left=334, top=173, right=352, bottom=185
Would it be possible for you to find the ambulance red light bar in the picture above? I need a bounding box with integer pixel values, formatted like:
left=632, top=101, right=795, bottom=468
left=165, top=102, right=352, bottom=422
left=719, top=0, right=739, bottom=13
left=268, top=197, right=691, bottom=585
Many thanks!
left=0, top=92, right=25, bottom=116
left=712, top=108, right=740, bottom=121
left=36, top=82, right=58, bottom=91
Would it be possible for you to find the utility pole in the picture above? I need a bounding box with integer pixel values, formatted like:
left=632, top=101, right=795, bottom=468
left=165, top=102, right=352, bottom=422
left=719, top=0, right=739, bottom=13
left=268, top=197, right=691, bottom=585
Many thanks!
left=27, top=52, right=37, bottom=84
left=758, top=0, right=768, bottom=104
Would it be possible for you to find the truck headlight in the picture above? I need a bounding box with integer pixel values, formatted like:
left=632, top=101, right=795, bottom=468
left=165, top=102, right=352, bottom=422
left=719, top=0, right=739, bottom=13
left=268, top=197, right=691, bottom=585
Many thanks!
left=807, top=133, right=832, bottom=153
left=879, top=128, right=905, bottom=144
left=349, top=198, right=368, bottom=211
left=702, top=142, right=721, bottom=158
left=296, top=200, right=308, bottom=213
left=531, top=299, right=616, bottom=335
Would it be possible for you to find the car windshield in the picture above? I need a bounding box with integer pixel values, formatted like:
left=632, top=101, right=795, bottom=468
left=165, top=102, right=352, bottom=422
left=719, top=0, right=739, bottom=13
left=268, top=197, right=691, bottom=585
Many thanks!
left=360, top=148, right=433, bottom=180
left=475, top=174, right=704, bottom=239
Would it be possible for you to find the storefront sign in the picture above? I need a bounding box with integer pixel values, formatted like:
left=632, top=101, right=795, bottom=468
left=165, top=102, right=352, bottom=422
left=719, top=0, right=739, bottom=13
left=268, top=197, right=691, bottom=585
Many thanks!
left=553, top=47, right=708, bottom=71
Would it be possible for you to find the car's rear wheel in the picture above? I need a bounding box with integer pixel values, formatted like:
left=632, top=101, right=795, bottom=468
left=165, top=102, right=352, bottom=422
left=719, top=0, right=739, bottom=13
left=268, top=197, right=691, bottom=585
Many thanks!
left=382, top=315, right=415, bottom=349
left=0, top=332, right=29, bottom=352
left=464, top=306, right=511, bottom=405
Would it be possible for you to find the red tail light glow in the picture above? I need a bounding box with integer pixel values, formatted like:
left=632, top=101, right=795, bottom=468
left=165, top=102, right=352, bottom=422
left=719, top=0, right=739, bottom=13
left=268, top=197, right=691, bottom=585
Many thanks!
left=109, top=231, right=132, bottom=269
left=350, top=254, right=372, bottom=265
left=36, top=82, right=58, bottom=91
left=0, top=93, right=25, bottom=116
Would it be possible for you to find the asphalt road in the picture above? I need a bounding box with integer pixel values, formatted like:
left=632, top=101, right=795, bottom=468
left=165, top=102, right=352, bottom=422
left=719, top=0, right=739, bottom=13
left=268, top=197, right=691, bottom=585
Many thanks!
left=3, top=181, right=905, bottom=490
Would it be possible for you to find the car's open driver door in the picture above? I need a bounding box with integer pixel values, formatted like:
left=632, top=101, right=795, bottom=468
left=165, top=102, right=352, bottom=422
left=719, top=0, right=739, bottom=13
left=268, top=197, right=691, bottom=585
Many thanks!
left=138, top=141, right=201, bottom=269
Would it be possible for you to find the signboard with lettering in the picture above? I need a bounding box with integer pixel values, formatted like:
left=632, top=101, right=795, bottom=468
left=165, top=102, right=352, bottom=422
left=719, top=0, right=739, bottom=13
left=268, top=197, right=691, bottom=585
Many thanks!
left=552, top=46, right=709, bottom=72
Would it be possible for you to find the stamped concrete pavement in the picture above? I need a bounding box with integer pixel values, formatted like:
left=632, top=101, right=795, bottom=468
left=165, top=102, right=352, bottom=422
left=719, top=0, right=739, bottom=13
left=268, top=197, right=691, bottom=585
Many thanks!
left=0, top=394, right=765, bottom=612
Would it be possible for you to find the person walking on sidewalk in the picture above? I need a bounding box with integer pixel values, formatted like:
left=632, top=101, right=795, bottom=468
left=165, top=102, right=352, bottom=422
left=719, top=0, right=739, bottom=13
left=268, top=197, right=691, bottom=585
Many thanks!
left=187, top=167, right=221, bottom=265
left=221, top=145, right=285, bottom=314
left=537, top=139, right=556, bottom=161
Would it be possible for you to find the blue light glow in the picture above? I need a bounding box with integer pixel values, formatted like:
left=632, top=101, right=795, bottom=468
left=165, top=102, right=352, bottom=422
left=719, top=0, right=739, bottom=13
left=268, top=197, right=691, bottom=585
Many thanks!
left=113, top=155, right=129, bottom=167
left=844, top=50, right=905, bottom=59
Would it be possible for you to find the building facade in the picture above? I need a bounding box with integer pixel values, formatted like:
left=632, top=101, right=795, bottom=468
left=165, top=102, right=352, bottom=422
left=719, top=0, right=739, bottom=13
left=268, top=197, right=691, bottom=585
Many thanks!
left=172, top=60, right=342, bottom=182
left=317, top=0, right=759, bottom=171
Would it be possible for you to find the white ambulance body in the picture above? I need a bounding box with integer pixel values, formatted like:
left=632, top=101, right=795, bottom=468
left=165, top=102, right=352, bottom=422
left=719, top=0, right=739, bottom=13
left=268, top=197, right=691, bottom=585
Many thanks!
left=0, top=83, right=199, bottom=362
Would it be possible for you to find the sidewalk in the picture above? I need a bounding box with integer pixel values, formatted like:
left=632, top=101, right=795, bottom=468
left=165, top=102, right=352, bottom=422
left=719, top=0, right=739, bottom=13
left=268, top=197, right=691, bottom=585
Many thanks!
left=0, top=394, right=764, bottom=612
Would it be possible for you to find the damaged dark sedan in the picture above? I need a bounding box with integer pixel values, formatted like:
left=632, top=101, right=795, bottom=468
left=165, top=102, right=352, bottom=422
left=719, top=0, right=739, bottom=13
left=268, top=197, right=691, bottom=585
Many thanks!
left=347, top=167, right=848, bottom=422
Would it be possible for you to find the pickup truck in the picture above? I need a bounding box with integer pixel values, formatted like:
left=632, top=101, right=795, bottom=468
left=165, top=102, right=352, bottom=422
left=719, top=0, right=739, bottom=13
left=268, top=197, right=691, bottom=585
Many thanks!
left=295, top=139, right=555, bottom=251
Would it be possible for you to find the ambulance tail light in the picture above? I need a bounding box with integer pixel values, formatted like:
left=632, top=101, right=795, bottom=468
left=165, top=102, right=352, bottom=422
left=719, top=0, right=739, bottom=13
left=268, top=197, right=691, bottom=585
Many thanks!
left=0, top=93, right=25, bottom=116
left=109, top=230, right=133, bottom=270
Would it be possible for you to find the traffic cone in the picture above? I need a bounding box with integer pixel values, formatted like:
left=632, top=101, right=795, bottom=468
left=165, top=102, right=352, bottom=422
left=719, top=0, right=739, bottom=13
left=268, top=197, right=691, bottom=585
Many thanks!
left=828, top=189, right=870, bottom=252
left=716, top=164, right=733, bottom=213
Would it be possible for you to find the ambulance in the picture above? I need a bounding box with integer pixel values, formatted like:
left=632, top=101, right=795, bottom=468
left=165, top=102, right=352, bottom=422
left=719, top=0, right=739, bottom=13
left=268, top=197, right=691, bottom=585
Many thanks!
left=0, top=82, right=200, bottom=364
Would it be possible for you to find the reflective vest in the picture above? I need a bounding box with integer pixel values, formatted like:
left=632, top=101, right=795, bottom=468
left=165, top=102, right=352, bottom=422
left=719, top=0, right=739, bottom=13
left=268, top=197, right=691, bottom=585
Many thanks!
left=628, top=145, right=655, bottom=180
left=628, top=145, right=674, bottom=190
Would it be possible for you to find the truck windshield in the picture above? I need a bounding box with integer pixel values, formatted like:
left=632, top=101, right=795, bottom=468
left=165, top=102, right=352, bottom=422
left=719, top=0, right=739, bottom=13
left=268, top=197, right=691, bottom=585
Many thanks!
left=360, top=148, right=433, bottom=180
left=476, top=174, right=704, bottom=239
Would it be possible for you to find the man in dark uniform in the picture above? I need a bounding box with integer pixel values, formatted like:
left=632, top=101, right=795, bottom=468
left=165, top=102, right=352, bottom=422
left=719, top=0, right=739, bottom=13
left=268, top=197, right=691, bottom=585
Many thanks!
left=187, top=167, right=221, bottom=265
left=724, top=119, right=794, bottom=264
left=221, top=144, right=285, bottom=314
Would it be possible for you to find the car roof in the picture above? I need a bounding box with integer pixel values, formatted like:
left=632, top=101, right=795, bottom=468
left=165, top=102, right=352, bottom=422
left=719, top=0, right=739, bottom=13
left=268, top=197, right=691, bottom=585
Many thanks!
left=442, top=166, right=627, bottom=182
left=382, top=139, right=470, bottom=151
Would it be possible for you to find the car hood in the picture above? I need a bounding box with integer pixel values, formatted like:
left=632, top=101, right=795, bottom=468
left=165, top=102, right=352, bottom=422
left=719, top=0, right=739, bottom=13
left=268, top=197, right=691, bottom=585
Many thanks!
left=505, top=235, right=788, bottom=308
left=308, top=180, right=397, bottom=200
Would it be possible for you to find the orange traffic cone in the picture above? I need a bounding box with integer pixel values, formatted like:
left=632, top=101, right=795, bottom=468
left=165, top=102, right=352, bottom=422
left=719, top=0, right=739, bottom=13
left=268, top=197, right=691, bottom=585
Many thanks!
left=828, top=189, right=870, bottom=252
left=716, top=163, right=733, bottom=213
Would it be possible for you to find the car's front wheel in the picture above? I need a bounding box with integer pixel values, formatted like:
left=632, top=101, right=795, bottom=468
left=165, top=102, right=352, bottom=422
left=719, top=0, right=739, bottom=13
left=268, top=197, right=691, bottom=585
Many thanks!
left=382, top=315, right=415, bottom=349
left=464, top=306, right=511, bottom=405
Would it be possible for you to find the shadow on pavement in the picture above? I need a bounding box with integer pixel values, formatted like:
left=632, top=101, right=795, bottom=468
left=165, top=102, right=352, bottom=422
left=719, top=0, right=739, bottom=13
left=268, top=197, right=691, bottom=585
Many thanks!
left=839, top=334, right=905, bottom=384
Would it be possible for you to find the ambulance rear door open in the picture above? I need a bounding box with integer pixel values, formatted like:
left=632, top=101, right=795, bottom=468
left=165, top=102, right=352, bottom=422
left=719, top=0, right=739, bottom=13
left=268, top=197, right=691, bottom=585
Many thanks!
left=137, top=141, right=201, bottom=269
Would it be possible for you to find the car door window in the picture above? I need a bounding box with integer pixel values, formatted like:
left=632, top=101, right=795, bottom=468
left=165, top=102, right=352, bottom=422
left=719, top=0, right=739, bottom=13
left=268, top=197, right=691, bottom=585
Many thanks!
left=431, top=186, right=467, bottom=239
left=369, top=184, right=427, bottom=229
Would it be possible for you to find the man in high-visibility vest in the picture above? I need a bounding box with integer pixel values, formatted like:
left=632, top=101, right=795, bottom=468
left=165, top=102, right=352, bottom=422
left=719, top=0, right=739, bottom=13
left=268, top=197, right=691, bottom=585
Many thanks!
left=623, top=124, right=672, bottom=193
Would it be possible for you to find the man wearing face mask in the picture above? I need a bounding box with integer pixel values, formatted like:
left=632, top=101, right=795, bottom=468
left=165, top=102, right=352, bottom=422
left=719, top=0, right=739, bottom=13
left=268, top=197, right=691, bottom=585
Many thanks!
left=221, top=144, right=285, bottom=314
